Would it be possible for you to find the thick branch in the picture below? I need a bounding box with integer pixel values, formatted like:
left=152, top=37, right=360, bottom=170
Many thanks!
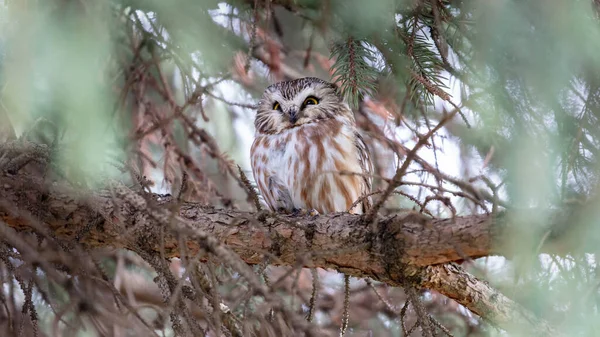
left=0, top=171, right=567, bottom=336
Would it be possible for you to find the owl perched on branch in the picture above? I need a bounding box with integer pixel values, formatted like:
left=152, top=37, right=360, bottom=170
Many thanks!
left=250, top=77, right=373, bottom=214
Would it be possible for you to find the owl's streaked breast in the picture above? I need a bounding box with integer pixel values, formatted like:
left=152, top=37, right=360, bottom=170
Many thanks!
left=251, top=118, right=367, bottom=214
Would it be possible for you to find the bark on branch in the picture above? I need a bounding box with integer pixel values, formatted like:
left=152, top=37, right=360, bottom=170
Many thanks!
left=0, top=171, right=565, bottom=336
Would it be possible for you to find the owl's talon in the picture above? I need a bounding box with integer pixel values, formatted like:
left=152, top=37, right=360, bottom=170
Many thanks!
left=290, top=208, right=320, bottom=217
left=308, top=209, right=320, bottom=217
left=292, top=208, right=317, bottom=216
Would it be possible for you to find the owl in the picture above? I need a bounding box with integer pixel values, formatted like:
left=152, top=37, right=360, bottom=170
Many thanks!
left=250, top=77, right=373, bottom=215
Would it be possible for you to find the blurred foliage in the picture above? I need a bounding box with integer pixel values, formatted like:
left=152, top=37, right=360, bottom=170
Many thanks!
left=1, top=0, right=600, bottom=336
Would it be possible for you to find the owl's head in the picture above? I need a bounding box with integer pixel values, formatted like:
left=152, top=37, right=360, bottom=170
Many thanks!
left=255, top=77, right=353, bottom=134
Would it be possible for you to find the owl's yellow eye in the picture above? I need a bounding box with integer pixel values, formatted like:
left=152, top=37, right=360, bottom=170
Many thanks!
left=303, top=96, right=319, bottom=107
left=273, top=102, right=281, bottom=111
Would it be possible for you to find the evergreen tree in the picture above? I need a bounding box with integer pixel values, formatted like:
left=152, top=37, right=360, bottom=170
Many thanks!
left=1, top=0, right=600, bottom=336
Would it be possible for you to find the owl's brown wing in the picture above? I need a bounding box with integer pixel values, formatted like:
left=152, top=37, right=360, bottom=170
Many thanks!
left=251, top=135, right=295, bottom=212
left=355, top=132, right=374, bottom=212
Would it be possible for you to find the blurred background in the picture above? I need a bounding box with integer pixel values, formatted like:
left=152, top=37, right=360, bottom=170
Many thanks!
left=2, top=0, right=600, bottom=336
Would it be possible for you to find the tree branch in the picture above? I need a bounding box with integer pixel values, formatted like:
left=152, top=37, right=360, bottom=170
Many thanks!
left=0, top=170, right=570, bottom=336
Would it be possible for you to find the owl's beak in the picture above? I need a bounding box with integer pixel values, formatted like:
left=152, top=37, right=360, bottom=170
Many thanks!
left=287, top=107, right=299, bottom=124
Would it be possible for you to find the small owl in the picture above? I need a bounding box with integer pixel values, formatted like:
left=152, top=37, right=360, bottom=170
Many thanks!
left=250, top=77, right=373, bottom=214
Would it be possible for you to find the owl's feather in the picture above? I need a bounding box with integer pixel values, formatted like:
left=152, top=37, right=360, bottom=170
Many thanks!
left=267, top=175, right=294, bottom=211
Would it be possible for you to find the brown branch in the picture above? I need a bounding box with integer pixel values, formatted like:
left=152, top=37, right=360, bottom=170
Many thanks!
left=413, top=264, right=561, bottom=336
left=0, top=171, right=578, bottom=336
